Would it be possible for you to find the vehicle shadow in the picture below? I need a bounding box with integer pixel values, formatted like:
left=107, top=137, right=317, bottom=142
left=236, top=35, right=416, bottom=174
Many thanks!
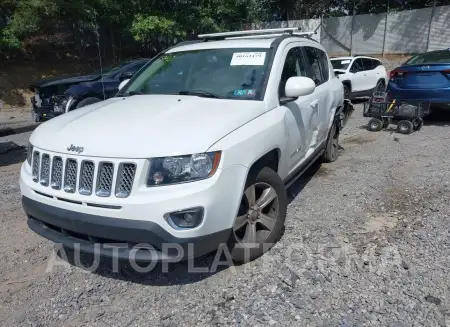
left=58, top=247, right=231, bottom=286
left=0, top=141, right=27, bottom=167
left=286, top=160, right=322, bottom=204
left=424, top=109, right=450, bottom=127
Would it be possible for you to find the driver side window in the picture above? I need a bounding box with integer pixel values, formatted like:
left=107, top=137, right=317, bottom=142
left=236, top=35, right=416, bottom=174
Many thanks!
left=279, top=47, right=306, bottom=98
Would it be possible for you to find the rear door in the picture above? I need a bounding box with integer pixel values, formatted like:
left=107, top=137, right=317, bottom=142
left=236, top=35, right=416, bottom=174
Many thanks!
left=349, top=58, right=366, bottom=92
left=361, top=58, right=378, bottom=90
left=302, top=46, right=332, bottom=149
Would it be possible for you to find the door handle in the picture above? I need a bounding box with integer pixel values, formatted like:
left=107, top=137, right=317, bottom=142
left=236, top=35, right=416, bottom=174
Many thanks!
left=310, top=99, right=319, bottom=107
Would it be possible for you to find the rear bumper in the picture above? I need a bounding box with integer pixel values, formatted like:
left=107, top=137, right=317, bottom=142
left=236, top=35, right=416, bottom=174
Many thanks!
left=386, top=83, right=450, bottom=108
left=23, top=196, right=231, bottom=262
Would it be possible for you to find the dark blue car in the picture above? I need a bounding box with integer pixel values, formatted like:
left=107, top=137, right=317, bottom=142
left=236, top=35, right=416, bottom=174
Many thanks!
left=387, top=49, right=450, bottom=112
left=30, top=58, right=149, bottom=121
left=64, top=58, right=149, bottom=111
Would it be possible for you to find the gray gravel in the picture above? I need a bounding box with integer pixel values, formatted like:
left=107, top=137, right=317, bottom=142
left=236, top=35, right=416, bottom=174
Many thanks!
left=1, top=100, right=450, bottom=327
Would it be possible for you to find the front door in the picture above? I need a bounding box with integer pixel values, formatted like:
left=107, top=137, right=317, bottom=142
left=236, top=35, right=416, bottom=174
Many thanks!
left=277, top=44, right=317, bottom=174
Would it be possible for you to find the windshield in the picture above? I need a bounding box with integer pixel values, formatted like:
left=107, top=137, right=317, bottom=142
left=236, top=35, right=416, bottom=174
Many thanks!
left=118, top=48, right=272, bottom=100
left=405, top=51, right=450, bottom=65
left=331, top=59, right=352, bottom=70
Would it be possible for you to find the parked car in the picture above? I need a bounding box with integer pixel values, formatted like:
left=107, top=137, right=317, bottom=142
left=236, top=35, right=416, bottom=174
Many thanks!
left=21, top=28, right=353, bottom=264
left=387, top=49, right=450, bottom=111
left=330, top=56, right=388, bottom=99
left=29, top=58, right=150, bottom=122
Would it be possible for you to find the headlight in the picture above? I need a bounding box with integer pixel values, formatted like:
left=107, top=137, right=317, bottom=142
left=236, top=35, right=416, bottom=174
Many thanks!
left=27, top=142, right=33, bottom=165
left=147, top=152, right=221, bottom=186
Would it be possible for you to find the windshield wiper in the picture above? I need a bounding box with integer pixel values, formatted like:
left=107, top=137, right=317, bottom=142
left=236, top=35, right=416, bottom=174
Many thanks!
left=178, top=90, right=221, bottom=99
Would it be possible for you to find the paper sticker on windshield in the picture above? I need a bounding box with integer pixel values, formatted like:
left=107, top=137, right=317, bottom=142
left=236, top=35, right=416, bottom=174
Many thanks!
left=341, top=60, right=351, bottom=64
left=234, top=89, right=256, bottom=96
left=230, top=52, right=266, bottom=66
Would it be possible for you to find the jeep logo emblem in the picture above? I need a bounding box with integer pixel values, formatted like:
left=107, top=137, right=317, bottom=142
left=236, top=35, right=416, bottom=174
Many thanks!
left=67, top=144, right=84, bottom=154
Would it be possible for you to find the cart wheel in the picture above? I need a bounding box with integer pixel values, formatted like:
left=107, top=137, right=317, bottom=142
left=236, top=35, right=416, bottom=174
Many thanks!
left=31, top=112, right=40, bottom=123
left=413, top=118, right=424, bottom=131
left=397, top=120, right=414, bottom=134
left=382, top=120, right=390, bottom=129
left=367, top=118, right=383, bottom=132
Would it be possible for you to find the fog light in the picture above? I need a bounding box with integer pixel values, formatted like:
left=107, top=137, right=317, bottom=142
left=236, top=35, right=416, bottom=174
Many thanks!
left=164, top=207, right=204, bottom=229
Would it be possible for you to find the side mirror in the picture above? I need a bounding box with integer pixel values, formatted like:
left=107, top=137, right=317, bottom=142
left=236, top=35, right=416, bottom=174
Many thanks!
left=285, top=76, right=316, bottom=98
left=118, top=79, right=130, bottom=91
left=119, top=71, right=134, bottom=81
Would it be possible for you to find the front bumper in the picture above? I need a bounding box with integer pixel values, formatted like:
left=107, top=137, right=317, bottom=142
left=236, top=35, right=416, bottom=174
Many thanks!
left=20, top=159, right=247, bottom=261
left=23, top=196, right=231, bottom=261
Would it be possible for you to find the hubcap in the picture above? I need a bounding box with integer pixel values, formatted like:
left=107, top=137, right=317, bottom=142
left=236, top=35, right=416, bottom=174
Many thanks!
left=234, top=182, right=279, bottom=245
left=370, top=122, right=379, bottom=130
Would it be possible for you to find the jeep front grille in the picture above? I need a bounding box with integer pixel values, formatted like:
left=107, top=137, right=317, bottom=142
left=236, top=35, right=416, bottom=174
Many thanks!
left=32, top=151, right=40, bottom=182
left=32, top=153, right=136, bottom=198
left=51, top=157, right=63, bottom=189
left=115, top=163, right=136, bottom=198
left=39, top=154, right=50, bottom=186
left=64, top=159, right=78, bottom=193
left=96, top=162, right=114, bottom=197
left=79, top=161, right=95, bottom=195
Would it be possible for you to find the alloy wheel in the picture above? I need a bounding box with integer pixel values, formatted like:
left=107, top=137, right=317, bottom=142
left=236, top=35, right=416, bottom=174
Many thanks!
left=233, top=182, right=279, bottom=245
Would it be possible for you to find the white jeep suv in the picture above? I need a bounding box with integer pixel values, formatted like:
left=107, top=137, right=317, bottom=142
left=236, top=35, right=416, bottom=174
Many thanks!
left=20, top=28, right=352, bottom=263
left=331, top=56, right=388, bottom=99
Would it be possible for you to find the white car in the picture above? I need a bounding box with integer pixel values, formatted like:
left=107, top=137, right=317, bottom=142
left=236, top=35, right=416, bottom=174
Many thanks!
left=20, top=28, right=353, bottom=263
left=330, top=56, right=388, bottom=99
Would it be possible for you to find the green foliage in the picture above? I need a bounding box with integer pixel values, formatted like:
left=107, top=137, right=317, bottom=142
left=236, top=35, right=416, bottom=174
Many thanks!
left=131, top=15, right=185, bottom=44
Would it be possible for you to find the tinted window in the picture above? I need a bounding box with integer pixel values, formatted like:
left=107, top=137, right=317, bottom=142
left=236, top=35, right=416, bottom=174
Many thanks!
left=279, top=47, right=307, bottom=97
left=304, top=47, right=329, bottom=85
left=372, top=59, right=381, bottom=68
left=406, top=51, right=450, bottom=65
left=350, top=58, right=364, bottom=73
left=362, top=58, right=374, bottom=70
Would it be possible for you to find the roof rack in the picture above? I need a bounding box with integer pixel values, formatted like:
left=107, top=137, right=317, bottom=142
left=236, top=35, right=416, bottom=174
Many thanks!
left=198, top=27, right=316, bottom=40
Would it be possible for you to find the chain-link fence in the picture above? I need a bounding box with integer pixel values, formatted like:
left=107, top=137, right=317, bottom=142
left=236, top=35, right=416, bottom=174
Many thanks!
left=254, top=4, right=450, bottom=56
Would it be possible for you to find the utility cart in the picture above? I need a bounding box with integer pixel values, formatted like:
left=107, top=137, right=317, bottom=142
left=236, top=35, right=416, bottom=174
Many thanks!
left=363, top=92, right=431, bottom=134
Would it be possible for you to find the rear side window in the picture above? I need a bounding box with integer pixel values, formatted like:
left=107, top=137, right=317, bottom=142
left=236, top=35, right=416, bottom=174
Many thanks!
left=372, top=59, right=381, bottom=68
left=406, top=51, right=450, bottom=65
left=362, top=58, right=374, bottom=70
left=304, top=47, right=329, bottom=86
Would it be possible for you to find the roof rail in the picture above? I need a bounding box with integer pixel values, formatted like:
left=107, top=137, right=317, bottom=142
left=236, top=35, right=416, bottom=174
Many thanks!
left=198, top=27, right=311, bottom=40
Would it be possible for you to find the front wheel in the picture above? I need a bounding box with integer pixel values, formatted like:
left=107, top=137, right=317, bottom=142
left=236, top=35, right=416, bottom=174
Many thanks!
left=228, top=167, right=287, bottom=263
left=76, top=97, right=101, bottom=109
left=413, top=118, right=424, bottom=131
left=367, top=118, right=383, bottom=132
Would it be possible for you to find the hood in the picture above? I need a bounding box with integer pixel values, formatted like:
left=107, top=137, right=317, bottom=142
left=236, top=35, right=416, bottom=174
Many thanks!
left=30, top=95, right=266, bottom=158
left=30, top=74, right=101, bottom=90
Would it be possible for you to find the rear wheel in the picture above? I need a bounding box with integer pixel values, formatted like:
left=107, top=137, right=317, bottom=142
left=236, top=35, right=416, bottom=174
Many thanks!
left=228, top=167, right=287, bottom=263
left=397, top=120, right=414, bottom=134
left=367, top=118, right=383, bottom=132
left=76, top=97, right=101, bottom=109
left=322, top=122, right=339, bottom=163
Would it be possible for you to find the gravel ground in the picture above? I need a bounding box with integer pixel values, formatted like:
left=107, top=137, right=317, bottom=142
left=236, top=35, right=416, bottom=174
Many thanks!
left=1, top=101, right=450, bottom=327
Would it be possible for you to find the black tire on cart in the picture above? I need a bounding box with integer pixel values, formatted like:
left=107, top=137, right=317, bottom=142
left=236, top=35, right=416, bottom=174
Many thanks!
left=367, top=118, right=383, bottom=132
left=413, top=117, right=424, bottom=131
left=31, top=112, right=41, bottom=123
left=397, top=120, right=414, bottom=134
left=382, top=119, right=390, bottom=129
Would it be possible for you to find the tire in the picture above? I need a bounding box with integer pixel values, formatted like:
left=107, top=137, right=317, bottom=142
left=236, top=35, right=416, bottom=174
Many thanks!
left=343, top=84, right=351, bottom=99
left=228, top=167, right=287, bottom=263
left=382, top=119, right=390, bottom=129
left=397, top=120, right=414, bottom=134
left=322, top=122, right=339, bottom=163
left=367, top=118, right=383, bottom=132
left=76, top=97, right=101, bottom=109
left=413, top=117, right=424, bottom=131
